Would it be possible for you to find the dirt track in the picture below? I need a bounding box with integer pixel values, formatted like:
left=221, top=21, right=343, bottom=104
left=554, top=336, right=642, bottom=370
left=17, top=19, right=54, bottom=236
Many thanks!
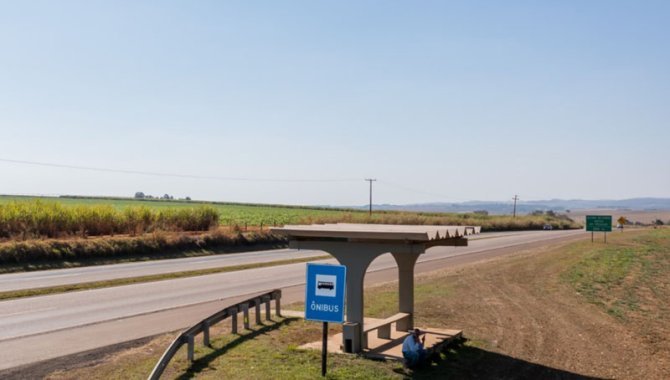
left=421, top=237, right=670, bottom=379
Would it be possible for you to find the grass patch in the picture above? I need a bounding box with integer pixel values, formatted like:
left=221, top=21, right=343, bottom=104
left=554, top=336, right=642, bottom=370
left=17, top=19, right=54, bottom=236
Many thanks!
left=46, top=318, right=404, bottom=380
left=361, top=281, right=454, bottom=320
left=0, top=255, right=330, bottom=301
left=173, top=319, right=400, bottom=380
left=564, top=228, right=670, bottom=321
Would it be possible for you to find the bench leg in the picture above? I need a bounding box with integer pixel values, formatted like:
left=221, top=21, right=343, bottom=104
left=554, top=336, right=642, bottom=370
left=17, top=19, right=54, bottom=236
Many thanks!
left=377, top=324, right=391, bottom=340
left=396, top=316, right=411, bottom=332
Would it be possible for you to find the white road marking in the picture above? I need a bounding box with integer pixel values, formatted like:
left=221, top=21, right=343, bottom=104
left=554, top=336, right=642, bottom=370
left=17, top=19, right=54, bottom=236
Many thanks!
left=0, top=307, right=57, bottom=318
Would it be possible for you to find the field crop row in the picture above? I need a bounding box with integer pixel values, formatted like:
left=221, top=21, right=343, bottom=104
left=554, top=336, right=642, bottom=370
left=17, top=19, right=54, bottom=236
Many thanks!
left=0, top=196, right=581, bottom=242
left=0, top=196, right=348, bottom=228
left=0, top=200, right=219, bottom=239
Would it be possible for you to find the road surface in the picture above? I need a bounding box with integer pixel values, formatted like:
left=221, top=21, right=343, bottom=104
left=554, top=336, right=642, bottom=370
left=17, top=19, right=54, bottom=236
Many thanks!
left=1, top=231, right=537, bottom=292
left=0, top=230, right=585, bottom=371
left=0, top=248, right=324, bottom=292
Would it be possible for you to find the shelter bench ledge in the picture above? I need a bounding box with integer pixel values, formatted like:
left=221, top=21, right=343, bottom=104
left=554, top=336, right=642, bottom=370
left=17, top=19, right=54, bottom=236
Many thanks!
left=362, top=312, right=411, bottom=349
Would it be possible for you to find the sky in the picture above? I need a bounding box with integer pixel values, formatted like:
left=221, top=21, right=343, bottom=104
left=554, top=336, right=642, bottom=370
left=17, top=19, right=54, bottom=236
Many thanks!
left=1, top=1, right=669, bottom=206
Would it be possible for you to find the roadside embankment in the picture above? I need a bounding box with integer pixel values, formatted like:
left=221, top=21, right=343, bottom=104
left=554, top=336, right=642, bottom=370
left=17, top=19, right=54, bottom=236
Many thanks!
left=0, top=231, right=287, bottom=273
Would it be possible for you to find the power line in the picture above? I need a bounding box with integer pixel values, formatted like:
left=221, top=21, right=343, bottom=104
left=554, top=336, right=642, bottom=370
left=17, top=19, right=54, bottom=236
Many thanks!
left=377, top=180, right=471, bottom=202
left=0, top=158, right=360, bottom=183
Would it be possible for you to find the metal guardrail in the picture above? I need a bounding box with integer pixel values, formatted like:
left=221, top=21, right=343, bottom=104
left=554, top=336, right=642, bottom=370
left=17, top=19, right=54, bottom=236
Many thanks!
left=148, top=289, right=282, bottom=380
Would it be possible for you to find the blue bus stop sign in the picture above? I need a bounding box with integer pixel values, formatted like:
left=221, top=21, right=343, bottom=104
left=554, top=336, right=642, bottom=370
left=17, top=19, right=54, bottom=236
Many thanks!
left=305, top=263, right=346, bottom=323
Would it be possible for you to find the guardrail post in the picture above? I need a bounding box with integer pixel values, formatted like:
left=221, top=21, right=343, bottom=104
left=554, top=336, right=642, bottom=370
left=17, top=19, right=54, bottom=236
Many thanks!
left=203, top=321, right=211, bottom=347
left=241, top=303, right=250, bottom=330
left=254, top=298, right=262, bottom=325
left=229, top=306, right=238, bottom=334
left=263, top=295, right=271, bottom=321
left=186, top=334, right=195, bottom=362
left=274, top=292, right=282, bottom=318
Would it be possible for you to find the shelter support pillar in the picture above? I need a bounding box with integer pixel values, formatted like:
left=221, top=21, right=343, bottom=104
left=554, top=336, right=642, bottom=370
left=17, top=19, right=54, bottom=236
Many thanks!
left=392, top=251, right=421, bottom=331
left=330, top=249, right=382, bottom=354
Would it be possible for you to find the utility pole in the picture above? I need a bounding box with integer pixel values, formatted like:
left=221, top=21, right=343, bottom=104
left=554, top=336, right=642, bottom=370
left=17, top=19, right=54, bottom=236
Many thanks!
left=512, top=195, right=519, bottom=218
left=365, top=178, right=376, bottom=216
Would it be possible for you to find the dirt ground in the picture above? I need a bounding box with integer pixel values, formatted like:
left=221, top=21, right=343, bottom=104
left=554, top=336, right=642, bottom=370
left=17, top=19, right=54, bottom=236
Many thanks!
left=412, top=233, right=669, bottom=379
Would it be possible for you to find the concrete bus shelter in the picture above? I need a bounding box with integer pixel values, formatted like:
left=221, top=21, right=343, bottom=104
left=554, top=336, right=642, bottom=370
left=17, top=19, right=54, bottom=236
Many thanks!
left=272, top=223, right=480, bottom=354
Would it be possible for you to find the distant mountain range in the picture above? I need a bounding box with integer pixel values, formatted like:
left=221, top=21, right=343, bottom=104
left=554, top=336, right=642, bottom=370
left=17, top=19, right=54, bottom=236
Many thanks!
left=352, top=198, right=670, bottom=214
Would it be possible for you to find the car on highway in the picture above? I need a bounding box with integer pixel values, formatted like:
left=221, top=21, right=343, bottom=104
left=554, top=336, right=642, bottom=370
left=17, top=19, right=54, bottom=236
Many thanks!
left=543, top=224, right=553, bottom=230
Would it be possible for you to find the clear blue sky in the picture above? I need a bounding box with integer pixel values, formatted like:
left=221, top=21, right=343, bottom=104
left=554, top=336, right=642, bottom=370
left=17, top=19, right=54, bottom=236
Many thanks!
left=1, top=1, right=668, bottom=206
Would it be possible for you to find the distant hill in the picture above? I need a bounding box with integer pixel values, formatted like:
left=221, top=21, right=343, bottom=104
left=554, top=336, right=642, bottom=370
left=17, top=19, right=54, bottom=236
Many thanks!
left=352, top=198, right=670, bottom=215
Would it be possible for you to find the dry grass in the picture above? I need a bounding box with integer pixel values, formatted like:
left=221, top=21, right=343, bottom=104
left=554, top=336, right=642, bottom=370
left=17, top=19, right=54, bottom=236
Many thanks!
left=0, top=230, right=286, bottom=270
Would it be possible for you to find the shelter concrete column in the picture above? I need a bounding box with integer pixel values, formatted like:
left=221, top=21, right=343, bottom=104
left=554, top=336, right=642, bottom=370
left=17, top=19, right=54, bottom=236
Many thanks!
left=331, top=250, right=381, bottom=325
left=392, top=250, right=422, bottom=331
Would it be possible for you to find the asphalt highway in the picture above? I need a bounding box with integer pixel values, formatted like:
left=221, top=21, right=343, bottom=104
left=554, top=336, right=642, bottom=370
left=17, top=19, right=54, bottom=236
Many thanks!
left=0, top=229, right=585, bottom=371
left=0, top=248, right=324, bottom=292
left=1, top=230, right=548, bottom=292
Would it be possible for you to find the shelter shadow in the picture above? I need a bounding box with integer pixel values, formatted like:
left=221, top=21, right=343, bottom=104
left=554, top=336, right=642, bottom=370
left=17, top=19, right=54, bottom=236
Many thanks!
left=404, top=338, right=610, bottom=380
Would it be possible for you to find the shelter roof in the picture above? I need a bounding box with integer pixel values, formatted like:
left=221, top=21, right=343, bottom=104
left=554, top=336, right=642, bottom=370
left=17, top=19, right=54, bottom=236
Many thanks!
left=271, top=223, right=480, bottom=244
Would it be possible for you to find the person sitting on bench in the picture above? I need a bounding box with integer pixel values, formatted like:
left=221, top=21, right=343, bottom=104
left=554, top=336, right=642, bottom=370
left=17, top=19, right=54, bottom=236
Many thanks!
left=402, top=328, right=426, bottom=368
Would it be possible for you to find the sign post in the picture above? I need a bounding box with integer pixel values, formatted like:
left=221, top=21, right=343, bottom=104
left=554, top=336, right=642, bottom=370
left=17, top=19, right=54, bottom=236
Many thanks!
left=305, top=263, right=346, bottom=377
left=586, top=215, right=612, bottom=243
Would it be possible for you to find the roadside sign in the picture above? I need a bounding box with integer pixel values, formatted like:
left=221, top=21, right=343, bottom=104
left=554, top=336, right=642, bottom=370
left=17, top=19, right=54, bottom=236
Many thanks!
left=305, top=263, right=346, bottom=323
left=586, top=215, right=612, bottom=232
left=305, top=263, right=346, bottom=377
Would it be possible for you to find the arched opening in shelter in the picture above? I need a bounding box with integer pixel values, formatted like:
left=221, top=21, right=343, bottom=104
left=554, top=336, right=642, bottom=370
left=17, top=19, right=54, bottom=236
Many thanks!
left=363, top=252, right=399, bottom=319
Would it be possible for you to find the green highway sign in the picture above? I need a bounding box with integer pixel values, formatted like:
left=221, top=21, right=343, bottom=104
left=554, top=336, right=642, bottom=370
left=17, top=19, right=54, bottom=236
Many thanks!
left=586, top=215, right=612, bottom=232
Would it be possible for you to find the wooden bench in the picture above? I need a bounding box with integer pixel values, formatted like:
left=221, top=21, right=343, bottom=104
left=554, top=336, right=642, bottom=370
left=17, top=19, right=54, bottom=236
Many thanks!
left=363, top=313, right=411, bottom=349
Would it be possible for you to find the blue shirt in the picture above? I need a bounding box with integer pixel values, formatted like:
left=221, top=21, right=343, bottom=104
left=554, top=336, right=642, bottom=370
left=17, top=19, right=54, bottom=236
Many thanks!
left=402, top=334, right=422, bottom=354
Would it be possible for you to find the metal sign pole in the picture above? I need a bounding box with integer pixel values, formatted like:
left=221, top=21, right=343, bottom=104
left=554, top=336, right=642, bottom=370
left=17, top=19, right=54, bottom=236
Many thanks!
left=591, top=231, right=594, bottom=243
left=322, top=322, right=328, bottom=376
left=604, top=232, right=607, bottom=244
left=305, top=263, right=345, bottom=377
